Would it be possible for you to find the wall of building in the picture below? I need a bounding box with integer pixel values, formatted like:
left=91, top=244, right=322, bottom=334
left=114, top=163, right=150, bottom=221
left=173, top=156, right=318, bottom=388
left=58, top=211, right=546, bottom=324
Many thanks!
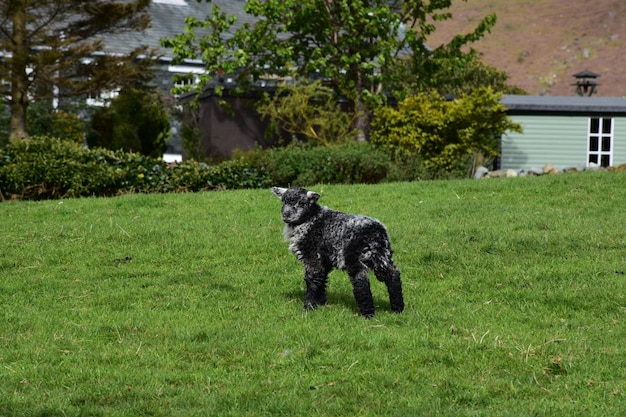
left=613, top=117, right=626, bottom=166
left=501, top=115, right=589, bottom=170
left=197, top=95, right=271, bottom=160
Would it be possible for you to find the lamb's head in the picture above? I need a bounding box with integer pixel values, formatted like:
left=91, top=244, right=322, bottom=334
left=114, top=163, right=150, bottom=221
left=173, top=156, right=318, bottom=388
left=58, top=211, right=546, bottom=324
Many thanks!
left=271, top=186, right=321, bottom=225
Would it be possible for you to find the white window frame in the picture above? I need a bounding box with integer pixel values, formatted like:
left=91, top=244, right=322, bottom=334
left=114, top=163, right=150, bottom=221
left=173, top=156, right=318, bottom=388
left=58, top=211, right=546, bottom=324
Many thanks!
left=86, top=89, right=120, bottom=107
left=587, top=117, right=613, bottom=168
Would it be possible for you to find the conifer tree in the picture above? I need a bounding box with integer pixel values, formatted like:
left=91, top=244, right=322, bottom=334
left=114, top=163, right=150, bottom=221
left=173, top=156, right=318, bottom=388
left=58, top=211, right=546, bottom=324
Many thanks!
left=0, top=0, right=155, bottom=139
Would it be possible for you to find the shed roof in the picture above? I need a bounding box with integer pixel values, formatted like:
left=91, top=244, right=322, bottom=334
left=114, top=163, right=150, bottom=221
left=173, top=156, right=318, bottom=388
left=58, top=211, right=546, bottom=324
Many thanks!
left=501, top=95, right=626, bottom=115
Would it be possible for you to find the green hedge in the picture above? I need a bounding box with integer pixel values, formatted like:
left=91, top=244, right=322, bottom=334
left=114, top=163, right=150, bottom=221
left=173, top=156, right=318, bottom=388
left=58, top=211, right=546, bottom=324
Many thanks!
left=0, top=137, right=452, bottom=201
left=233, top=141, right=428, bottom=186
left=0, top=137, right=270, bottom=200
left=234, top=141, right=451, bottom=186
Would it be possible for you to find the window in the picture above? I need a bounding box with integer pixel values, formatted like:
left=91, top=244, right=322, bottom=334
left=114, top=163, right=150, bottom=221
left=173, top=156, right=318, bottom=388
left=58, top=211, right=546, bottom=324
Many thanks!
left=86, top=89, right=119, bottom=107
left=588, top=117, right=613, bottom=167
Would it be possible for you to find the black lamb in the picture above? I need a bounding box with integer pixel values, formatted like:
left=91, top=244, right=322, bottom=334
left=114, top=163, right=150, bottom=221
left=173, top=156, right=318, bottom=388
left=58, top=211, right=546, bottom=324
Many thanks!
left=271, top=186, right=404, bottom=318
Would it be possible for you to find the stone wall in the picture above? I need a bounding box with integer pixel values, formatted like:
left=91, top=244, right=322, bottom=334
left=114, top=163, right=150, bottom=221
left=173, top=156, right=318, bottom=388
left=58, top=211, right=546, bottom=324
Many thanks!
left=474, top=163, right=626, bottom=179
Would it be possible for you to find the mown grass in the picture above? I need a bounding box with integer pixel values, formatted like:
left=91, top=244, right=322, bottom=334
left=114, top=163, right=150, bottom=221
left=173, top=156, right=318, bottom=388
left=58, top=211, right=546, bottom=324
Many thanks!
left=1, top=171, right=625, bottom=416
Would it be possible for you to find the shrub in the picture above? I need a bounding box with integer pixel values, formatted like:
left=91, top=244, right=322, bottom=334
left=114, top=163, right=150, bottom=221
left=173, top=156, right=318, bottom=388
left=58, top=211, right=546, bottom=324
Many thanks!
left=234, top=142, right=393, bottom=186
left=256, top=80, right=357, bottom=146
left=371, top=87, right=522, bottom=174
left=0, top=136, right=270, bottom=200
left=0, top=136, right=119, bottom=199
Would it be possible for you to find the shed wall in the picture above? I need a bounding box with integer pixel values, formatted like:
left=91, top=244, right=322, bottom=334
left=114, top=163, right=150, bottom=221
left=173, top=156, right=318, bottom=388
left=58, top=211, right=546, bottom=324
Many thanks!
left=613, top=118, right=626, bottom=166
left=198, top=95, right=270, bottom=160
left=501, top=115, right=589, bottom=170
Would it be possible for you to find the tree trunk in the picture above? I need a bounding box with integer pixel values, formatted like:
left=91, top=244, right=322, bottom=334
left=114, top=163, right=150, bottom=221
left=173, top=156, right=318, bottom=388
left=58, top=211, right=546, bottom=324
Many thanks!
left=354, top=98, right=370, bottom=142
left=9, top=1, right=29, bottom=140
left=353, top=69, right=370, bottom=142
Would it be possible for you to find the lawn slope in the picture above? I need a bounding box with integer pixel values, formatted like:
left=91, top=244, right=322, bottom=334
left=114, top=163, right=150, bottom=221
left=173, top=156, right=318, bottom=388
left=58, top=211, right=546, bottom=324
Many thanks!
left=1, top=172, right=625, bottom=416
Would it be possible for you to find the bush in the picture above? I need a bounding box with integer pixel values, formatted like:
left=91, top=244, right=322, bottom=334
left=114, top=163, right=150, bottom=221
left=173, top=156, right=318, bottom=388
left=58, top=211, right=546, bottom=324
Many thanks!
left=0, top=136, right=270, bottom=200
left=236, top=141, right=466, bottom=185
left=371, top=88, right=522, bottom=174
left=256, top=80, right=357, bottom=146
left=0, top=136, right=461, bottom=202
left=235, top=142, right=395, bottom=186
left=0, top=136, right=118, bottom=199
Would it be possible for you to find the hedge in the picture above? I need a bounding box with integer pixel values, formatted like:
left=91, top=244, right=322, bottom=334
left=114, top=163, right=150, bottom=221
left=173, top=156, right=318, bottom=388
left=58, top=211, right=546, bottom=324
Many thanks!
left=0, top=137, right=270, bottom=200
left=0, top=137, right=451, bottom=201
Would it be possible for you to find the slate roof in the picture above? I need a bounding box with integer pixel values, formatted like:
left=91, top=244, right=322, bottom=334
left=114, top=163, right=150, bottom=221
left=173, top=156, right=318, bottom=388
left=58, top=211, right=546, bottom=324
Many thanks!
left=501, top=95, right=626, bottom=115
left=98, top=0, right=254, bottom=61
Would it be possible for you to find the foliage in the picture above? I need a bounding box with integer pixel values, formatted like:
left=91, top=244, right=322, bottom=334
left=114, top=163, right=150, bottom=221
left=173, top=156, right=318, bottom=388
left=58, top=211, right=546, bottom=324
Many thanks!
left=397, top=49, right=528, bottom=97
left=0, top=135, right=456, bottom=201
left=2, top=173, right=626, bottom=415
left=0, top=136, right=270, bottom=200
left=0, top=100, right=9, bottom=146
left=371, top=87, right=522, bottom=173
left=256, top=80, right=357, bottom=146
left=26, top=101, right=85, bottom=144
left=162, top=0, right=497, bottom=139
left=86, top=88, right=171, bottom=158
left=180, top=106, right=205, bottom=163
left=234, top=142, right=394, bottom=186
left=0, top=0, right=156, bottom=139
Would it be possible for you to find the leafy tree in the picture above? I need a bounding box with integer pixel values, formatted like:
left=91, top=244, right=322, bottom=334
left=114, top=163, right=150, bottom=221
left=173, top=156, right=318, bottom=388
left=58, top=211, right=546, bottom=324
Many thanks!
left=256, top=80, right=357, bottom=146
left=86, top=88, right=170, bottom=158
left=0, top=0, right=156, bottom=140
left=162, top=0, right=497, bottom=141
left=397, top=48, right=527, bottom=97
left=370, top=87, right=522, bottom=173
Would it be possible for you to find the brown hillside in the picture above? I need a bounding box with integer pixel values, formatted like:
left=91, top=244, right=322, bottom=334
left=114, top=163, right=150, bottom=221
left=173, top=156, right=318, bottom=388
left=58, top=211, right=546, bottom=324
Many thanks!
left=427, top=0, right=626, bottom=96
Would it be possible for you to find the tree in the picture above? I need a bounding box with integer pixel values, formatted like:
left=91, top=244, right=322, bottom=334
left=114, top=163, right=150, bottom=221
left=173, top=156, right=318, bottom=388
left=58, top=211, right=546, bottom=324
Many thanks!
left=397, top=48, right=527, bottom=97
left=86, top=88, right=170, bottom=158
left=162, top=0, right=497, bottom=141
left=0, top=0, right=156, bottom=140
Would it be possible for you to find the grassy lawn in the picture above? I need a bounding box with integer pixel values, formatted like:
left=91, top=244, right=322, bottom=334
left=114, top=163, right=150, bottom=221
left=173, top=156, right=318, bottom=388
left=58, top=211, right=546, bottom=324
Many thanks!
left=1, top=171, right=625, bottom=416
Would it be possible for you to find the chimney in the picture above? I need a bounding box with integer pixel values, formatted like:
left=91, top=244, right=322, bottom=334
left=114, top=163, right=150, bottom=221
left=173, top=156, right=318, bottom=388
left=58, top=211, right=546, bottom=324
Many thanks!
left=573, top=70, right=599, bottom=96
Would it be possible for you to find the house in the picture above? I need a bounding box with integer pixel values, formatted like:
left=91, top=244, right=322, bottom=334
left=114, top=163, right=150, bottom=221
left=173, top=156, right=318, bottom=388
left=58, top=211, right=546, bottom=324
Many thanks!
left=96, top=0, right=254, bottom=161
left=500, top=94, right=626, bottom=170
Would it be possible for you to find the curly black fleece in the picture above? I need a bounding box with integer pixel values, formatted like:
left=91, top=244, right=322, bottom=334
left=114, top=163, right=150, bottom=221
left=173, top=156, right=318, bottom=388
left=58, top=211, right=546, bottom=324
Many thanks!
left=272, top=186, right=404, bottom=318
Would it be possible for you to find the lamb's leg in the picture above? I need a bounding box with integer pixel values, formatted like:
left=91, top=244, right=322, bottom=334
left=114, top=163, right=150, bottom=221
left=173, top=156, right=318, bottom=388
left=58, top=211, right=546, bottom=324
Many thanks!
left=347, top=267, right=375, bottom=318
left=374, top=262, right=404, bottom=313
left=303, top=263, right=329, bottom=311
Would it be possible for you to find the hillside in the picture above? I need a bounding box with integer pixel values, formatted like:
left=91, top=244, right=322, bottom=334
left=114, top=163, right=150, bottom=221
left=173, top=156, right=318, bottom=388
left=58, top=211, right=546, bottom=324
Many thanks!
left=427, top=0, right=626, bottom=96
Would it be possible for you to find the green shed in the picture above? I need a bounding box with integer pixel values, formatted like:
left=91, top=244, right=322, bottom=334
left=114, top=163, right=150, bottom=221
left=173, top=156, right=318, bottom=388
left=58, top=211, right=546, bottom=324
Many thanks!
left=500, top=95, right=626, bottom=170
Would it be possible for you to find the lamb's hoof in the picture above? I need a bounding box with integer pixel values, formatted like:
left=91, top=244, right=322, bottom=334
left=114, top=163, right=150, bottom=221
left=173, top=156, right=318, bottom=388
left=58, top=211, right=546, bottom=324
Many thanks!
left=303, top=302, right=318, bottom=311
left=361, top=312, right=375, bottom=319
left=391, top=302, right=405, bottom=314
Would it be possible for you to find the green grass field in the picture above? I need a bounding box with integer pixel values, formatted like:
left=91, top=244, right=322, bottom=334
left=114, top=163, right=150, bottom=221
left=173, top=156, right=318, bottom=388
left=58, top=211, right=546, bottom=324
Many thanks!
left=1, top=171, right=625, bottom=416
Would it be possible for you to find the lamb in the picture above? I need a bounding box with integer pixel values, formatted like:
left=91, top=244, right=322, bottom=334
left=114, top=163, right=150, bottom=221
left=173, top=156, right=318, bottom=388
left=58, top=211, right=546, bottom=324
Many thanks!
left=271, top=186, right=404, bottom=318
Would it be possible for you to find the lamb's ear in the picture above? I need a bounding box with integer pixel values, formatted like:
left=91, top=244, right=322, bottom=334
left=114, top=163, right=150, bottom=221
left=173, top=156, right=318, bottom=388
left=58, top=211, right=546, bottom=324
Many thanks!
left=306, top=191, right=320, bottom=203
left=271, top=187, right=287, bottom=199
